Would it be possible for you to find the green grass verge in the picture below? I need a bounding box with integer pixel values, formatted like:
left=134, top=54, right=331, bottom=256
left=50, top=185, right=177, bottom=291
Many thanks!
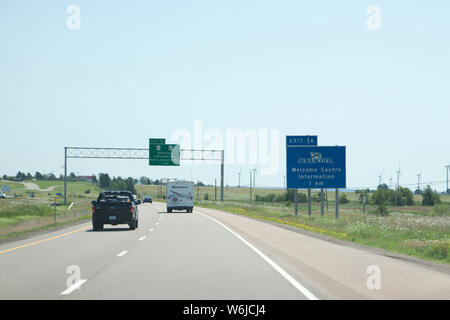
left=0, top=214, right=91, bottom=240
left=196, top=201, right=450, bottom=265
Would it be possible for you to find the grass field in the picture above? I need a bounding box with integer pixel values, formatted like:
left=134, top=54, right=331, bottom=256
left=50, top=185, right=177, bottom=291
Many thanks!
left=0, top=180, right=97, bottom=239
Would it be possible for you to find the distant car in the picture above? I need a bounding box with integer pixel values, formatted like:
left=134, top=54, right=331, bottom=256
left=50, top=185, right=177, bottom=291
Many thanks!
left=142, top=196, right=152, bottom=203
left=0, top=192, right=6, bottom=199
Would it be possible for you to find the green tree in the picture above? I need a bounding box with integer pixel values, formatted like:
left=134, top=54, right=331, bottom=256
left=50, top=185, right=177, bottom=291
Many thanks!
left=98, top=173, right=111, bottom=189
left=125, top=177, right=137, bottom=194
left=392, top=187, right=414, bottom=206
left=422, top=185, right=441, bottom=206
left=377, top=183, right=389, bottom=190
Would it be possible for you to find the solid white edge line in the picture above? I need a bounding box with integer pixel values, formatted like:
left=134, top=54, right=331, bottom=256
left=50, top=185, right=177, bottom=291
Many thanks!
left=139, top=236, right=146, bottom=241
left=117, top=250, right=128, bottom=257
left=198, top=212, right=319, bottom=300
left=60, top=279, right=87, bottom=295
left=149, top=228, right=154, bottom=232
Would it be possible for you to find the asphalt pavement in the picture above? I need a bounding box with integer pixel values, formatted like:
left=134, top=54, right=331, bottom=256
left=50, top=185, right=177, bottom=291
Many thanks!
left=0, top=202, right=448, bottom=300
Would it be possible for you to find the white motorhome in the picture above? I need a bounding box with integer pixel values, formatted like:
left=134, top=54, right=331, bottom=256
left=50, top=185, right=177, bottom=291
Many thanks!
left=166, top=180, right=194, bottom=213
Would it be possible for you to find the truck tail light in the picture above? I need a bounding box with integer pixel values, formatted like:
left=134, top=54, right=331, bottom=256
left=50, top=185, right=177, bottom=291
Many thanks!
left=92, top=205, right=95, bottom=213
left=130, top=204, right=134, bottom=213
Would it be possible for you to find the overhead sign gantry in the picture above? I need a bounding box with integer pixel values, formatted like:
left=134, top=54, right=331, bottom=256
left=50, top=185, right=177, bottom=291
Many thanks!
left=64, top=142, right=225, bottom=205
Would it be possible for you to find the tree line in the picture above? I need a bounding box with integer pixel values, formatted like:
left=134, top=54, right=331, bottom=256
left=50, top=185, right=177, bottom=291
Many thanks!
left=1, top=171, right=99, bottom=182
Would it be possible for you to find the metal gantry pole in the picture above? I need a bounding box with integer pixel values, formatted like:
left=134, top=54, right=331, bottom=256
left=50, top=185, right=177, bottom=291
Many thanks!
left=64, top=147, right=67, bottom=205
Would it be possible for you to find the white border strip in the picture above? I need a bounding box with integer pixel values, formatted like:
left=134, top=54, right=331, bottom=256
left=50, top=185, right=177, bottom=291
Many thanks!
left=60, top=279, right=87, bottom=295
left=199, top=213, right=319, bottom=300
left=117, top=250, right=128, bottom=257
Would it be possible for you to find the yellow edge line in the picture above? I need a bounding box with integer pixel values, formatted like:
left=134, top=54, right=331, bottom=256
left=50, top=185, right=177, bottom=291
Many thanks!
left=0, top=225, right=91, bottom=255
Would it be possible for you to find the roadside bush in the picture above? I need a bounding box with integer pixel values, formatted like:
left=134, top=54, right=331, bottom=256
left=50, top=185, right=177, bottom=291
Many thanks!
left=274, top=194, right=286, bottom=202
left=433, top=204, right=448, bottom=216
left=372, top=186, right=414, bottom=206
left=424, top=243, right=448, bottom=260
left=374, top=203, right=389, bottom=216
left=339, top=194, right=350, bottom=204
left=255, top=191, right=307, bottom=203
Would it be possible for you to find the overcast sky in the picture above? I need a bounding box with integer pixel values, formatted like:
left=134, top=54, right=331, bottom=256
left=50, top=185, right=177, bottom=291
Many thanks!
left=1, top=1, right=449, bottom=190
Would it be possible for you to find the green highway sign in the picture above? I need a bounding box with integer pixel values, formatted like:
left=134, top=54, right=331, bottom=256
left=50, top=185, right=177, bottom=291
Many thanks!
left=149, top=138, right=166, bottom=144
left=149, top=143, right=180, bottom=166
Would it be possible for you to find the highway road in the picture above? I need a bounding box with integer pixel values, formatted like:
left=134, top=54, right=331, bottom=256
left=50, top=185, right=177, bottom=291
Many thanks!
left=0, top=202, right=449, bottom=300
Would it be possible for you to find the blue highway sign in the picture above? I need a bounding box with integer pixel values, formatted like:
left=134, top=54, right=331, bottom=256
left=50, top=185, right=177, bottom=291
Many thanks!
left=286, top=146, right=346, bottom=189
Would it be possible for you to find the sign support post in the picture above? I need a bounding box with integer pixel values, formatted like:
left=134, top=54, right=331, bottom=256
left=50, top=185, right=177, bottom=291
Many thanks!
left=294, top=189, right=298, bottom=215
left=320, top=188, right=324, bottom=217
left=308, top=188, right=311, bottom=217
left=335, top=188, right=339, bottom=219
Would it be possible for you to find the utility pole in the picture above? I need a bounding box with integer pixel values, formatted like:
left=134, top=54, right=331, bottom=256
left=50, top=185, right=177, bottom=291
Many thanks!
left=197, top=181, right=199, bottom=201
left=389, top=177, right=392, bottom=190
left=395, top=168, right=400, bottom=206
left=417, top=173, right=421, bottom=190
left=238, top=170, right=241, bottom=188
left=446, top=165, right=450, bottom=194
left=249, top=171, right=252, bottom=203
left=220, top=150, right=224, bottom=202
left=64, top=147, right=67, bottom=205
left=252, top=168, right=257, bottom=190
left=378, top=174, right=382, bottom=187
left=283, top=175, right=286, bottom=190
left=215, top=178, right=217, bottom=201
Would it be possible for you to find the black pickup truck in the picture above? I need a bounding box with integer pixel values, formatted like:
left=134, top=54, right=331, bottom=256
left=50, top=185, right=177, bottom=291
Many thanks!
left=91, top=191, right=139, bottom=231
